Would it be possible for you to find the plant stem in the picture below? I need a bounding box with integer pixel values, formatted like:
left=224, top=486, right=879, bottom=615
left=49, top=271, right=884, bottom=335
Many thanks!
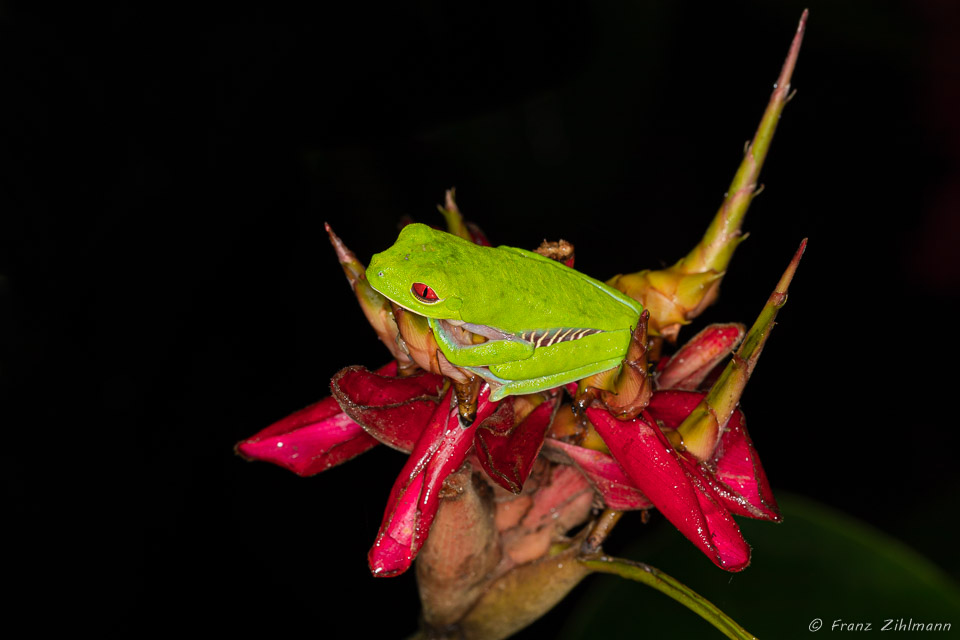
left=578, top=555, right=758, bottom=640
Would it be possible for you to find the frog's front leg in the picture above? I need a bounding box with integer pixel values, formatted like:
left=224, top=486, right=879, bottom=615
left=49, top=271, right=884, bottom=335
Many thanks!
left=488, top=357, right=626, bottom=402
left=485, top=328, right=634, bottom=401
left=428, top=317, right=536, bottom=366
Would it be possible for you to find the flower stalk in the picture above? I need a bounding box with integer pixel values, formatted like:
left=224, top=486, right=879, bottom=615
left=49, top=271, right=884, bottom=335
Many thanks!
left=676, top=239, right=808, bottom=461
left=579, top=555, right=758, bottom=640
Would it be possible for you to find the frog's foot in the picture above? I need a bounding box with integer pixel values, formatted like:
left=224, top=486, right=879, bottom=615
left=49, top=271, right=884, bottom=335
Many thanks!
left=573, top=364, right=620, bottom=414
left=534, top=238, right=575, bottom=267
left=452, top=375, right=482, bottom=427
left=571, top=386, right=599, bottom=417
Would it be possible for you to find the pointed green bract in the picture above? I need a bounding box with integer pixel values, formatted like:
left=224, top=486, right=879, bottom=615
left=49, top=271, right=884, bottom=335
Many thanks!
left=437, top=188, right=472, bottom=241
left=676, top=10, right=807, bottom=277
left=677, top=239, right=807, bottom=460
left=609, top=11, right=808, bottom=338
left=326, top=223, right=413, bottom=367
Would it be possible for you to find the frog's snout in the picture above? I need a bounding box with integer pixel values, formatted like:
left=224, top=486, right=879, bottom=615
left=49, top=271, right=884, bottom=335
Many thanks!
left=365, top=254, right=384, bottom=281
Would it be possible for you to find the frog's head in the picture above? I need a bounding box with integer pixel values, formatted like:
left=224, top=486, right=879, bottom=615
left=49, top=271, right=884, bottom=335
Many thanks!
left=366, top=223, right=467, bottom=320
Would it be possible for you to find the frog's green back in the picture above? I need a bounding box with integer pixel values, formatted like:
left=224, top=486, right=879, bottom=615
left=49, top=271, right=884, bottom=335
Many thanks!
left=366, top=223, right=641, bottom=333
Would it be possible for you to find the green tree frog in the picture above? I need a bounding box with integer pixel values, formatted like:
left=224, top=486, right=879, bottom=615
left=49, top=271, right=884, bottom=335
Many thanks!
left=366, top=223, right=643, bottom=402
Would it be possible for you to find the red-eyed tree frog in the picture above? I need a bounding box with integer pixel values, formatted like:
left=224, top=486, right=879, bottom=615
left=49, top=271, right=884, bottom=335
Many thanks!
left=366, top=223, right=643, bottom=402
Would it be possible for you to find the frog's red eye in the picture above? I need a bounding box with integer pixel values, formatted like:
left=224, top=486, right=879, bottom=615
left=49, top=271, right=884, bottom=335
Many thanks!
left=412, top=282, right=440, bottom=303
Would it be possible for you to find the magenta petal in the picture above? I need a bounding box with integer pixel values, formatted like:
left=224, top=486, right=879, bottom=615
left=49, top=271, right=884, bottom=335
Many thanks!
left=369, top=391, right=453, bottom=577
left=516, top=463, right=593, bottom=527
left=474, top=398, right=554, bottom=494
left=657, top=323, right=745, bottom=390
left=369, top=472, right=425, bottom=577
left=545, top=439, right=653, bottom=510
left=368, top=386, right=499, bottom=577
left=416, top=387, right=498, bottom=544
left=236, top=362, right=409, bottom=474
left=646, top=389, right=703, bottom=428
left=649, top=390, right=779, bottom=521
left=709, top=410, right=781, bottom=521
left=586, top=407, right=751, bottom=571
left=331, top=364, right=446, bottom=452
left=674, top=459, right=753, bottom=571
left=236, top=395, right=379, bottom=476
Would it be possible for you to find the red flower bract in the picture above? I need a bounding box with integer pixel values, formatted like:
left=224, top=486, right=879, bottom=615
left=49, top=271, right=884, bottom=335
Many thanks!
left=544, top=438, right=653, bottom=511
left=357, top=386, right=561, bottom=576
left=650, top=391, right=779, bottom=522
left=474, top=398, right=554, bottom=495
left=368, top=386, right=495, bottom=576
left=238, top=357, right=780, bottom=575
left=330, top=364, right=446, bottom=452
left=233, top=362, right=406, bottom=476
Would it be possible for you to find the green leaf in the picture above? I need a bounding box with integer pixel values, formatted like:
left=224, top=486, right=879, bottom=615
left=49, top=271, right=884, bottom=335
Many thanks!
left=560, top=493, right=960, bottom=639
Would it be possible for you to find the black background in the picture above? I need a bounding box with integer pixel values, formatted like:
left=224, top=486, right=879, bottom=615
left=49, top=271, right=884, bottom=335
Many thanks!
left=3, top=1, right=959, bottom=636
